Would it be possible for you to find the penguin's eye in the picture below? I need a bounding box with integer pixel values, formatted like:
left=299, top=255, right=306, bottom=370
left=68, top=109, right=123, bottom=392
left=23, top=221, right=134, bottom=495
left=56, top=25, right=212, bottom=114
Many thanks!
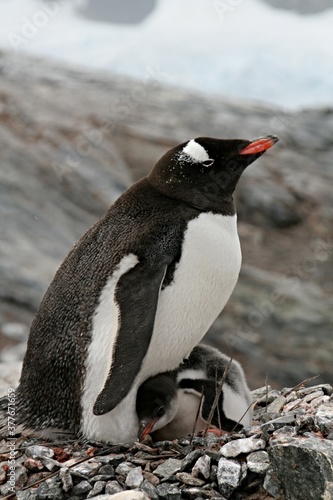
left=155, top=406, right=165, bottom=418
left=202, top=159, right=214, bottom=167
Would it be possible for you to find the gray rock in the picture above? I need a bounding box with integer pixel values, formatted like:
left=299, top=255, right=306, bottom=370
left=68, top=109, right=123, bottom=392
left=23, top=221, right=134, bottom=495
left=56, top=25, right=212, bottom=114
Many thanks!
left=266, top=395, right=287, bottom=413
left=32, top=480, right=64, bottom=499
left=40, top=457, right=62, bottom=472
left=71, top=460, right=101, bottom=478
left=98, top=465, right=116, bottom=477
left=181, top=486, right=223, bottom=499
left=59, top=467, right=73, bottom=492
left=140, top=478, right=159, bottom=499
left=156, top=482, right=182, bottom=500
left=315, top=402, right=333, bottom=436
left=97, top=454, right=126, bottom=466
left=115, top=461, right=135, bottom=476
left=181, top=449, right=204, bottom=471
left=0, top=482, right=15, bottom=497
left=25, top=445, right=54, bottom=460
left=246, top=450, right=270, bottom=474
left=87, top=480, right=106, bottom=497
left=24, top=457, right=45, bottom=472
left=263, top=468, right=283, bottom=498
left=217, top=457, right=242, bottom=498
left=16, top=492, right=35, bottom=500
left=105, top=480, right=124, bottom=495
left=261, top=414, right=296, bottom=432
left=220, top=437, right=265, bottom=458
left=91, top=474, right=116, bottom=482
left=125, top=466, right=144, bottom=488
left=93, top=492, right=150, bottom=500
left=175, top=472, right=205, bottom=486
left=154, top=458, right=182, bottom=478
left=272, top=425, right=297, bottom=438
left=251, top=385, right=272, bottom=401
left=192, top=454, right=211, bottom=479
left=70, top=479, right=93, bottom=495
left=269, top=436, right=333, bottom=499
left=0, top=467, right=6, bottom=485
left=298, top=384, right=333, bottom=397
left=15, top=466, right=28, bottom=488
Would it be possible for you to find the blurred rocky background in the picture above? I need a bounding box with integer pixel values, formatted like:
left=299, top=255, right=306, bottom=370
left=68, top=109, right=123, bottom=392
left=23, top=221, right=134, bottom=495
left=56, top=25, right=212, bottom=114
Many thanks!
left=0, top=47, right=332, bottom=395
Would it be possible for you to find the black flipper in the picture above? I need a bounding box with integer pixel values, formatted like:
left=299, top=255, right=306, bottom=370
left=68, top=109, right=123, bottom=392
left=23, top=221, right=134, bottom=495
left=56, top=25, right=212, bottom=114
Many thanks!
left=93, top=263, right=167, bottom=415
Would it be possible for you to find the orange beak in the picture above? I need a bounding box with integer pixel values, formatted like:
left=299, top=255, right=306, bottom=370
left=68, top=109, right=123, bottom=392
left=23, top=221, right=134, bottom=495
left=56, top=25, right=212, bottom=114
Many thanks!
left=240, top=135, right=279, bottom=155
left=138, top=418, right=159, bottom=441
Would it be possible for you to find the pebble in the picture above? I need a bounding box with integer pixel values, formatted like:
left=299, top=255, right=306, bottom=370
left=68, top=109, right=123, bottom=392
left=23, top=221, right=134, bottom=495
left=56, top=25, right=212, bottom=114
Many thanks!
left=0, top=467, right=6, bottom=485
left=59, top=466, right=73, bottom=492
left=251, top=386, right=272, bottom=401
left=156, top=482, right=182, bottom=499
left=25, top=445, right=54, bottom=460
left=181, top=449, right=204, bottom=471
left=176, top=471, right=205, bottom=486
left=115, top=461, right=135, bottom=476
left=15, top=466, right=28, bottom=488
left=71, top=460, right=101, bottom=478
left=217, top=457, right=242, bottom=498
left=87, top=479, right=106, bottom=497
left=261, top=414, right=296, bottom=432
left=98, top=454, right=126, bottom=466
left=40, top=456, right=62, bottom=472
left=93, top=492, right=150, bottom=500
left=220, top=437, right=266, bottom=458
left=263, top=468, right=283, bottom=498
left=266, top=395, right=287, bottom=413
left=143, top=471, right=160, bottom=486
left=298, top=384, right=333, bottom=397
left=154, top=458, right=182, bottom=478
left=34, top=480, right=64, bottom=499
left=192, top=454, right=211, bottom=479
left=140, top=478, right=159, bottom=499
left=24, top=457, right=44, bottom=472
left=105, top=480, right=124, bottom=494
left=99, top=465, right=115, bottom=476
left=70, top=479, right=93, bottom=495
left=315, top=402, right=333, bottom=435
left=125, top=466, right=144, bottom=488
left=246, top=450, right=270, bottom=474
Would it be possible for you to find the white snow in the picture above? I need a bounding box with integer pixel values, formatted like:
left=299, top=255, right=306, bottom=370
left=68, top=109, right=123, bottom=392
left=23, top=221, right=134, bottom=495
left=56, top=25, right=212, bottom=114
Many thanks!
left=0, top=0, right=332, bottom=109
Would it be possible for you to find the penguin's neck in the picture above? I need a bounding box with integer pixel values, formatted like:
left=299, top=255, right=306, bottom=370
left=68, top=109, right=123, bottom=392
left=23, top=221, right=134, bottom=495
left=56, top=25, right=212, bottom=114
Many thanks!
left=146, top=176, right=236, bottom=216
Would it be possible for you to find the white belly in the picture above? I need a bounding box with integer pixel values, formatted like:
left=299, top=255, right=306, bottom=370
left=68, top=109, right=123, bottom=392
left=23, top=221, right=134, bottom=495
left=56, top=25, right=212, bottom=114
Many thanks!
left=81, top=212, right=241, bottom=442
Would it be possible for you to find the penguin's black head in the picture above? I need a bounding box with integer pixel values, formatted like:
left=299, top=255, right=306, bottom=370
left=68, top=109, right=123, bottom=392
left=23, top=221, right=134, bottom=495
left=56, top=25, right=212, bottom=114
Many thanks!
left=148, top=135, right=279, bottom=212
left=136, top=373, right=178, bottom=441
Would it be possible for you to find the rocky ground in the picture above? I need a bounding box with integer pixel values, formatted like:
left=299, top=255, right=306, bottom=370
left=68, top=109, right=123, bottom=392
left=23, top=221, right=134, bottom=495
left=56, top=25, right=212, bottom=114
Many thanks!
left=1, top=50, right=332, bottom=393
left=1, top=383, right=333, bottom=499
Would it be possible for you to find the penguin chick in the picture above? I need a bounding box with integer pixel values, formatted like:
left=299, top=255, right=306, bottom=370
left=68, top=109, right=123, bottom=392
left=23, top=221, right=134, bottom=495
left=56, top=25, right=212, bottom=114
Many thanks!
left=137, top=344, right=253, bottom=441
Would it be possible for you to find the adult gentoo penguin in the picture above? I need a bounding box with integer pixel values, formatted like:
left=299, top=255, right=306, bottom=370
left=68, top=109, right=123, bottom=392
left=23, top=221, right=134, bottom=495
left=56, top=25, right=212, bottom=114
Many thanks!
left=0, top=134, right=278, bottom=443
left=137, top=344, right=253, bottom=441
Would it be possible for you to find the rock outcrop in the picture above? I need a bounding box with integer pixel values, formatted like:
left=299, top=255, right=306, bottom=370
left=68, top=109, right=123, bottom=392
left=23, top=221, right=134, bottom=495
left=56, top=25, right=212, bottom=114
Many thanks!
left=0, top=50, right=332, bottom=392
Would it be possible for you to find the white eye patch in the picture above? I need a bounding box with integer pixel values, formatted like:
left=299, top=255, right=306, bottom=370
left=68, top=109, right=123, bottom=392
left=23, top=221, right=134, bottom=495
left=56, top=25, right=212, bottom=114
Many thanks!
left=182, top=139, right=209, bottom=163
